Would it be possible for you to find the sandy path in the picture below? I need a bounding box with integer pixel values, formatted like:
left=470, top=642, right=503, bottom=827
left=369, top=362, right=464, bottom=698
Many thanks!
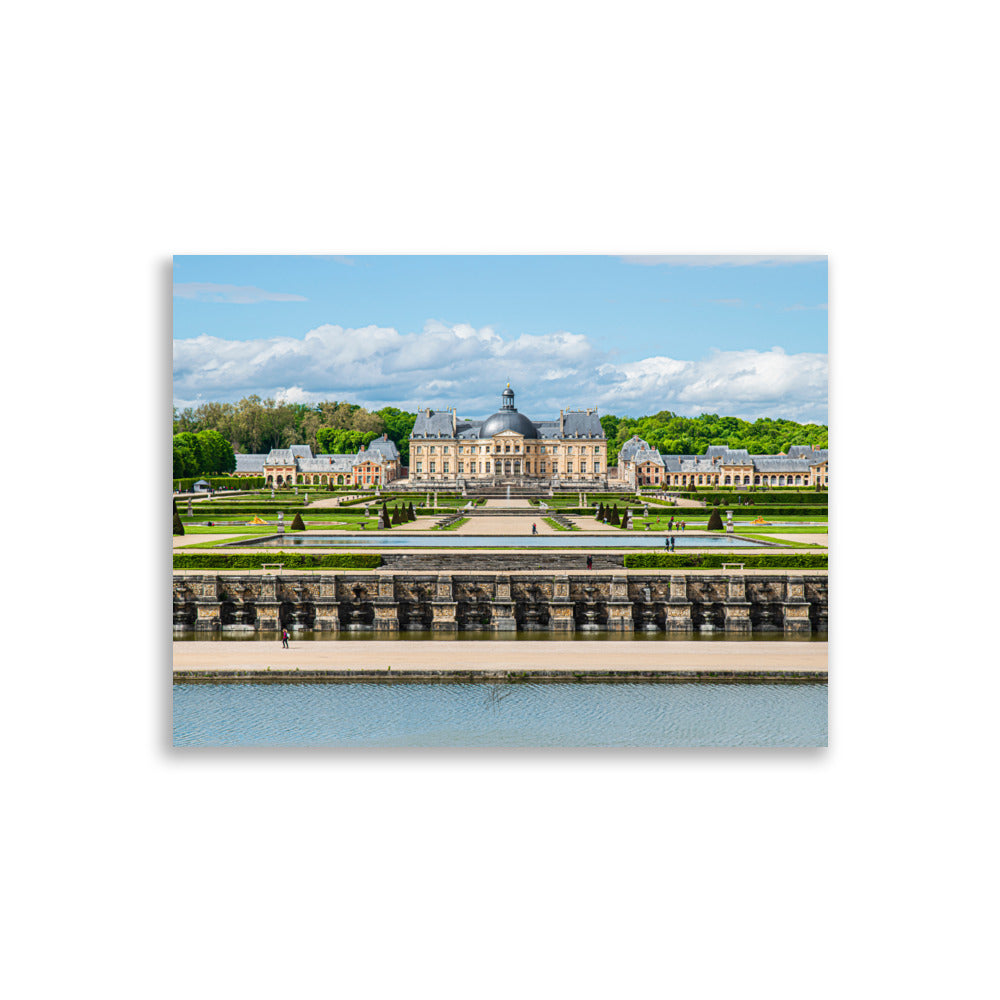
left=174, top=639, right=827, bottom=673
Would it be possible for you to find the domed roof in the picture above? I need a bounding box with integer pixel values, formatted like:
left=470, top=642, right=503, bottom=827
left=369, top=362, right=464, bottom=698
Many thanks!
left=480, top=409, right=539, bottom=439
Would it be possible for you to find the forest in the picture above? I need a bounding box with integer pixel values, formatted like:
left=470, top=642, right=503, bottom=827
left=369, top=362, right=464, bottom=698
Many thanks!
left=173, top=396, right=828, bottom=476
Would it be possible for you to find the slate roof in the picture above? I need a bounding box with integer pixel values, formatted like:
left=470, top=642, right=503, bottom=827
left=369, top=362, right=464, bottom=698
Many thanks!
left=412, top=406, right=605, bottom=440
left=367, top=436, right=401, bottom=460
left=235, top=454, right=267, bottom=473
left=561, top=411, right=604, bottom=438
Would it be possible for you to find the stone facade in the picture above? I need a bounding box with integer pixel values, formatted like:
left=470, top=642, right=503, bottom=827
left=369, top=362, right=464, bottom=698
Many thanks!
left=407, top=384, right=608, bottom=487
left=174, top=572, right=828, bottom=634
left=616, top=438, right=829, bottom=490
left=232, top=435, right=402, bottom=487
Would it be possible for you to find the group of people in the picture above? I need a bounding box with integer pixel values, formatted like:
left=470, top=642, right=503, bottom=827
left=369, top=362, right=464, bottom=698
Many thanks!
left=666, top=517, right=687, bottom=531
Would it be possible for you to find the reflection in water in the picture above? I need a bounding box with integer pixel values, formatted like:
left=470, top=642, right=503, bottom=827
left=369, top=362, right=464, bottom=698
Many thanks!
left=173, top=682, right=828, bottom=748
left=174, top=629, right=828, bottom=643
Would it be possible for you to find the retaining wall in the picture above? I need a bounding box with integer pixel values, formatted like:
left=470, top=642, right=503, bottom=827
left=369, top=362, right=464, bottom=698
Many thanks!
left=173, top=571, right=827, bottom=634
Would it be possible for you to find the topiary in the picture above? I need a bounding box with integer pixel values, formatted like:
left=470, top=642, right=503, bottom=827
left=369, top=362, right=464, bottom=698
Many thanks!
left=408, top=502, right=415, bottom=521
left=290, top=512, right=306, bottom=531
left=610, top=504, right=621, bottom=526
left=173, top=507, right=185, bottom=536
left=391, top=505, right=401, bottom=525
left=706, top=507, right=724, bottom=530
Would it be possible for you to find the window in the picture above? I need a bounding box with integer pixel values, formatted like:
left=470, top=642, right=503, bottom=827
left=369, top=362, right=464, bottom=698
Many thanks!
left=567, top=462, right=573, bottom=473
left=581, top=461, right=587, bottom=473
left=443, top=447, right=449, bottom=455
left=485, top=462, right=491, bottom=473
left=540, top=462, right=546, bottom=474
left=458, top=462, right=464, bottom=473
left=594, top=446, right=600, bottom=453
left=430, top=462, right=436, bottom=473
left=416, top=446, right=422, bottom=454
left=443, top=462, right=449, bottom=474
left=430, top=446, right=436, bottom=454
left=567, top=446, right=573, bottom=454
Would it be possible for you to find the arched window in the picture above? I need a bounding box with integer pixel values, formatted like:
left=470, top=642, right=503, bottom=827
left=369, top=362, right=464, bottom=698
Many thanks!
left=724, top=475, right=731, bottom=484
left=795, top=475, right=802, bottom=484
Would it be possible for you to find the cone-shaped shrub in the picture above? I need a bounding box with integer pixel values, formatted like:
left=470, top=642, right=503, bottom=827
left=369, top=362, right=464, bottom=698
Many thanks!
left=380, top=501, right=390, bottom=528
left=391, top=505, right=401, bottom=525
left=408, top=501, right=415, bottom=521
left=610, top=504, right=621, bottom=526
left=173, top=510, right=185, bottom=535
left=290, top=512, right=306, bottom=531
left=597, top=502, right=605, bottom=521
left=621, top=506, right=630, bottom=529
left=707, top=507, right=724, bottom=530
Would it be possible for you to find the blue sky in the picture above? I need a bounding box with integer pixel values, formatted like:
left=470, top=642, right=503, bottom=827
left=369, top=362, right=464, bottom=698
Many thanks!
left=173, top=255, right=828, bottom=423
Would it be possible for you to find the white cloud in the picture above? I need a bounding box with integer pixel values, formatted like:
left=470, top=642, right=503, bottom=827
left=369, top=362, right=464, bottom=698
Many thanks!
left=173, top=282, right=307, bottom=303
left=174, top=322, right=827, bottom=423
left=620, top=255, right=826, bottom=267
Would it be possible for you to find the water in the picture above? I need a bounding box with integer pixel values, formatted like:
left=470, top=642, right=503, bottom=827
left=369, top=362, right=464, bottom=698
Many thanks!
left=173, top=682, right=827, bottom=747
left=229, top=533, right=765, bottom=548
left=174, top=630, right=828, bottom=643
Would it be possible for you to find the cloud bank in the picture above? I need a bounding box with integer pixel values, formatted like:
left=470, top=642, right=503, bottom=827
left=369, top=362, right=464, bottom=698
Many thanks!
left=174, top=320, right=827, bottom=423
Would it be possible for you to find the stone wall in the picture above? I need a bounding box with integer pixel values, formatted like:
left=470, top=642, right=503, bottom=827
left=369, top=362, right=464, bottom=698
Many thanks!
left=174, top=572, right=827, bottom=634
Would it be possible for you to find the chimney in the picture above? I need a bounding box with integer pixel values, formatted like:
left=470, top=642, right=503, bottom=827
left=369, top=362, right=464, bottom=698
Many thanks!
left=560, top=409, right=564, bottom=434
left=452, top=408, right=456, bottom=434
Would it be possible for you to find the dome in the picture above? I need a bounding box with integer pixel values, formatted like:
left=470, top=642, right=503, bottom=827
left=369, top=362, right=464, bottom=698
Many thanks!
left=480, top=409, right=539, bottom=439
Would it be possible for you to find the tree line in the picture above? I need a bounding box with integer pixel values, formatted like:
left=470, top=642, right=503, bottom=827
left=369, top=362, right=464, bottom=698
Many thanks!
left=599, top=411, right=828, bottom=466
left=173, top=397, right=417, bottom=468
left=173, top=396, right=827, bottom=476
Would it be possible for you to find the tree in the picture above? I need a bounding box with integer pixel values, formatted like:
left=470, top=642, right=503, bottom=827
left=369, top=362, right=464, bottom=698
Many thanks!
left=597, top=502, right=605, bottom=522
left=407, top=501, right=415, bottom=521
left=172, top=498, right=185, bottom=536
left=707, top=508, right=723, bottom=530
left=172, top=432, right=202, bottom=478
left=610, top=504, right=621, bottom=526
left=290, top=512, right=305, bottom=531
left=391, top=505, right=401, bottom=525
left=196, top=429, right=236, bottom=475
left=380, top=501, right=390, bottom=529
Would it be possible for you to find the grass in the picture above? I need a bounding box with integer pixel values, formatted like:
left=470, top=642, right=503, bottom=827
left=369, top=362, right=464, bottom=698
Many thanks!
left=543, top=517, right=578, bottom=531
left=432, top=517, right=470, bottom=531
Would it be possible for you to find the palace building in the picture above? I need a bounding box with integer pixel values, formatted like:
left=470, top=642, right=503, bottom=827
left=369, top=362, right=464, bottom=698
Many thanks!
left=407, top=384, right=608, bottom=486
left=616, top=437, right=829, bottom=489
left=233, top=434, right=402, bottom=487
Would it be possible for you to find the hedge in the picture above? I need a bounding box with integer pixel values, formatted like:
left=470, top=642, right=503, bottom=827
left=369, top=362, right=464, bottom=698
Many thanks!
left=638, top=507, right=827, bottom=519
left=667, top=491, right=828, bottom=505
left=173, top=553, right=382, bottom=570
left=174, top=476, right=267, bottom=491
left=623, top=553, right=828, bottom=569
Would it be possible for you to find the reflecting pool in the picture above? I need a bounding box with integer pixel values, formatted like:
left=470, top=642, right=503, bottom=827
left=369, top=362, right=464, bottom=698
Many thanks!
left=173, top=681, right=828, bottom=748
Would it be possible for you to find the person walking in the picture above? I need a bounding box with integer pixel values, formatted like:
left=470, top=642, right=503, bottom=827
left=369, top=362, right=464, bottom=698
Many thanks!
left=532, top=522, right=537, bottom=535
left=586, top=555, right=593, bottom=569
left=670, top=535, right=676, bottom=551
left=281, top=627, right=289, bottom=648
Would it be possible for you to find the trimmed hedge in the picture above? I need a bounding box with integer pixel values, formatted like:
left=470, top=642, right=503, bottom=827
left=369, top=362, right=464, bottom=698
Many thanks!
left=174, top=476, right=266, bottom=491
left=173, top=553, right=382, bottom=570
left=624, top=553, right=828, bottom=569
left=669, top=491, right=828, bottom=506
